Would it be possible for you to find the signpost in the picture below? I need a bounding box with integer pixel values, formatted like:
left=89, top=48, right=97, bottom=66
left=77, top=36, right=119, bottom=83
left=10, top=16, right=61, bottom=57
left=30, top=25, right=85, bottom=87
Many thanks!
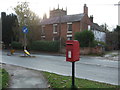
left=22, top=26, right=28, bottom=34
left=22, top=26, right=28, bottom=51
left=66, top=40, right=80, bottom=88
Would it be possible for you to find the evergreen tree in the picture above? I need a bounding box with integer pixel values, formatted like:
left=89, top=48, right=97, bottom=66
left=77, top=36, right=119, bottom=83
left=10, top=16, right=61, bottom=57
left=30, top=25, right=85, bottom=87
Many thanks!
left=1, top=12, right=18, bottom=48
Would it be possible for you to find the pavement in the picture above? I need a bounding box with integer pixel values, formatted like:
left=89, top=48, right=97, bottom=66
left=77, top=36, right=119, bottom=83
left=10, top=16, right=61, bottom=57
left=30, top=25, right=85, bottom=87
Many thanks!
left=1, top=63, right=49, bottom=88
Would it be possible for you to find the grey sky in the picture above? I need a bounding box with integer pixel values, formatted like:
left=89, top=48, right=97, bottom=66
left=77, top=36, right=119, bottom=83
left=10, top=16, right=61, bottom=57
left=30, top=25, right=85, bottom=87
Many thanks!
left=0, top=0, right=119, bottom=31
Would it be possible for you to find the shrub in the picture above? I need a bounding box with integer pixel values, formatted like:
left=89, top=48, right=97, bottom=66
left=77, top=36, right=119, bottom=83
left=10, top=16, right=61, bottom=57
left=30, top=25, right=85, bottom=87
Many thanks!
left=90, top=40, right=106, bottom=47
left=74, top=30, right=95, bottom=47
left=96, top=41, right=106, bottom=46
left=30, top=41, right=60, bottom=52
left=11, top=41, right=22, bottom=49
left=1, top=69, right=9, bottom=88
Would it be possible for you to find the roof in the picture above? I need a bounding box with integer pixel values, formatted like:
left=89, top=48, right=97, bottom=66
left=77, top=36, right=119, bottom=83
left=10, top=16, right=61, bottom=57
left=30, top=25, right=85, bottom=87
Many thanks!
left=41, top=13, right=85, bottom=25
left=91, top=23, right=105, bottom=32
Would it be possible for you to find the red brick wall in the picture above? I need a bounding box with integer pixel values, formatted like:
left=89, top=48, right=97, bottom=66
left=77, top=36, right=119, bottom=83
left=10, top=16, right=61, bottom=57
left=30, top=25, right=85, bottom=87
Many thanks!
left=60, top=21, right=81, bottom=40
left=61, top=47, right=103, bottom=55
left=42, top=14, right=92, bottom=41
left=72, top=21, right=80, bottom=39
left=61, top=23, right=67, bottom=40
left=45, top=24, right=53, bottom=41
left=80, top=47, right=103, bottom=55
left=80, top=14, right=92, bottom=31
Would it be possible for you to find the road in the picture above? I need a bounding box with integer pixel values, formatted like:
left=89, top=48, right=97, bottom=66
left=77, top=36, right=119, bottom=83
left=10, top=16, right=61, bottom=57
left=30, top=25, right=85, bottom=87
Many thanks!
left=0, top=51, right=119, bottom=85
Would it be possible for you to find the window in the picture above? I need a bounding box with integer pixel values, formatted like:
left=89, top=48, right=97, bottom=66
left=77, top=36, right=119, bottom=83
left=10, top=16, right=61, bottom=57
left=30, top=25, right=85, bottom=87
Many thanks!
left=41, top=25, right=45, bottom=40
left=41, top=25, right=45, bottom=34
left=67, top=34, right=72, bottom=40
left=67, top=37, right=72, bottom=40
left=53, top=37, right=58, bottom=41
left=88, top=25, right=91, bottom=30
left=41, top=36, right=45, bottom=40
left=67, top=22, right=72, bottom=33
left=53, top=24, right=57, bottom=34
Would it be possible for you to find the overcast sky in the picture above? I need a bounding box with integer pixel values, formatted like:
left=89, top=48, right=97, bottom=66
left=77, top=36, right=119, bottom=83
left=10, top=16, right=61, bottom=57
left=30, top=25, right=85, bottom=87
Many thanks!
left=0, top=0, right=119, bottom=31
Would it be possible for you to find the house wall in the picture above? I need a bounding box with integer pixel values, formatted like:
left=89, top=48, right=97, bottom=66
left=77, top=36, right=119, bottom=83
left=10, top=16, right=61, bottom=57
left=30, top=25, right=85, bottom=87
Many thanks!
left=92, top=30, right=106, bottom=42
left=42, top=21, right=82, bottom=41
left=72, top=21, right=80, bottom=39
left=61, top=23, right=67, bottom=40
left=41, top=14, right=92, bottom=41
left=44, top=24, right=53, bottom=41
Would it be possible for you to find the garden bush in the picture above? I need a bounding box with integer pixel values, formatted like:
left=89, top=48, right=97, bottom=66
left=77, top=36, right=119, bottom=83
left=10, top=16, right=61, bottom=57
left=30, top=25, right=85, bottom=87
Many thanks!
left=30, top=41, right=60, bottom=52
left=11, top=41, right=22, bottom=49
left=74, top=30, right=95, bottom=47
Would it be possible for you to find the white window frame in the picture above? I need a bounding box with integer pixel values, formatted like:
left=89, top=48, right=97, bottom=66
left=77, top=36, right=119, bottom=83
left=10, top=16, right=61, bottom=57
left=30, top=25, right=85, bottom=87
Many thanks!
left=53, top=24, right=57, bottom=34
left=67, top=34, right=72, bottom=40
left=88, top=25, right=91, bottom=30
left=41, top=35, right=45, bottom=40
left=41, top=36, right=45, bottom=38
left=67, top=22, right=72, bottom=33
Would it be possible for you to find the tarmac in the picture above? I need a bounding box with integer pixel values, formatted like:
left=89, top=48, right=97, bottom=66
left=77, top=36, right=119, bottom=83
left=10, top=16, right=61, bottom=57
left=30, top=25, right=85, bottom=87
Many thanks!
left=1, top=63, right=49, bottom=88
left=1, top=50, right=119, bottom=88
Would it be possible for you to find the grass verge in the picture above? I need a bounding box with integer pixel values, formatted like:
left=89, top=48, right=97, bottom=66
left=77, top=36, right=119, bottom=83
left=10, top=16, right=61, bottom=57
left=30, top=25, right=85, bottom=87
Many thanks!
left=43, top=71, right=118, bottom=89
left=0, top=68, right=9, bottom=89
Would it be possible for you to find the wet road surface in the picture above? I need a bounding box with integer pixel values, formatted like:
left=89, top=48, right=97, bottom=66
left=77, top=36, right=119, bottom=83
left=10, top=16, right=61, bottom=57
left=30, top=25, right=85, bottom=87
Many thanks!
left=1, top=51, right=119, bottom=85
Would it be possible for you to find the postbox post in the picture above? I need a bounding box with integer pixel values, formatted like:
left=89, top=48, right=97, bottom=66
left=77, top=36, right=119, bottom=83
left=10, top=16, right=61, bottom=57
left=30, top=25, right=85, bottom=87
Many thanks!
left=72, top=61, right=75, bottom=88
left=66, top=40, right=80, bottom=88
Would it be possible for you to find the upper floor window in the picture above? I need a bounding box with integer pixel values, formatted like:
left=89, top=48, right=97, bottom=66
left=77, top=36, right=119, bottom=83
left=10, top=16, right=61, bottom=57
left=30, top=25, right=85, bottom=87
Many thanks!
left=67, top=22, right=72, bottom=33
left=53, top=24, right=57, bottom=34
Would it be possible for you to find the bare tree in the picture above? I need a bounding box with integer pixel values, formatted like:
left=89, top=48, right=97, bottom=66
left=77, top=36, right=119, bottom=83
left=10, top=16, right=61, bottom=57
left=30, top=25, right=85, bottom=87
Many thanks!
left=14, top=2, right=41, bottom=44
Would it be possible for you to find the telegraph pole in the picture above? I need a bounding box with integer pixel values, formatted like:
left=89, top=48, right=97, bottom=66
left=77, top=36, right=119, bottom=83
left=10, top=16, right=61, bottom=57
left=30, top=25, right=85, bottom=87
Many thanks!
left=59, top=7, right=62, bottom=53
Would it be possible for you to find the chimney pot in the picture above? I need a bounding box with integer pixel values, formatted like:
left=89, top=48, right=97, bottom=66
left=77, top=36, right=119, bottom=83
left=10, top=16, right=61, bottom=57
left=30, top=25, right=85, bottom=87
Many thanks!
left=90, top=15, right=93, bottom=23
left=84, top=4, right=88, bottom=15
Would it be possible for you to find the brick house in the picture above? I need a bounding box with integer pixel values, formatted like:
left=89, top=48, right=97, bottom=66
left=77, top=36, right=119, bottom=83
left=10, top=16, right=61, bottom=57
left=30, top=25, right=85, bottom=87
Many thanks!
left=40, top=4, right=92, bottom=41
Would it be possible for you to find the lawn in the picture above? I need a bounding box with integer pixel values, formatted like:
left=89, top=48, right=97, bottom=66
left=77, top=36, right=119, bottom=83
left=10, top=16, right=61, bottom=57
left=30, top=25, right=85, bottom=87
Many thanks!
left=0, top=68, right=9, bottom=89
left=43, top=71, right=118, bottom=89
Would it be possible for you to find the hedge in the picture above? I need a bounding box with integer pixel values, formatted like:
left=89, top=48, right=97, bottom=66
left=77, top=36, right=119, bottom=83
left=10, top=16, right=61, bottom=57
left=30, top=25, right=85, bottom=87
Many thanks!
left=30, top=41, right=60, bottom=52
left=11, top=41, right=22, bottom=49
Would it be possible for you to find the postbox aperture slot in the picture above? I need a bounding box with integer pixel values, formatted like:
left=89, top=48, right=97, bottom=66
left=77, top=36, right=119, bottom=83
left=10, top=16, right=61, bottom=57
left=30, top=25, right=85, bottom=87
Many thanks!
left=67, top=44, right=73, bottom=45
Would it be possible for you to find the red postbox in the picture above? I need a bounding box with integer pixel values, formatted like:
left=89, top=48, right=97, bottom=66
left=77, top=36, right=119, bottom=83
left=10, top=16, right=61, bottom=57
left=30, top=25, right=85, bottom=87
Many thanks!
left=66, top=40, right=80, bottom=62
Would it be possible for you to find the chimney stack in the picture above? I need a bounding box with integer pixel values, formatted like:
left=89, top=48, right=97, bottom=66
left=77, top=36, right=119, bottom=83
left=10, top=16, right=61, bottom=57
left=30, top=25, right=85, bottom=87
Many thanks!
left=90, top=15, right=93, bottom=23
left=84, top=4, right=88, bottom=15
